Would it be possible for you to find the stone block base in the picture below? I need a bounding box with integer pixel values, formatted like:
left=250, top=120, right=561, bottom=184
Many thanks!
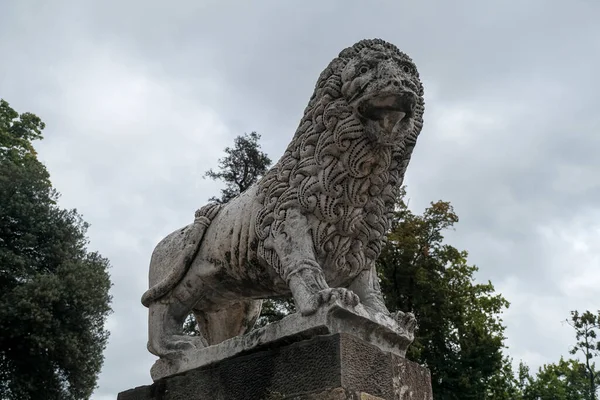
left=149, top=302, right=414, bottom=381
left=118, top=333, right=432, bottom=400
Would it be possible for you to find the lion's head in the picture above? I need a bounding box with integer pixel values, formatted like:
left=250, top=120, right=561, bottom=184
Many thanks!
left=257, top=39, right=425, bottom=282
left=306, top=38, right=424, bottom=148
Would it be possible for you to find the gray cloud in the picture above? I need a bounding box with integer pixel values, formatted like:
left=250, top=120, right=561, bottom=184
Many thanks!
left=1, top=0, right=599, bottom=397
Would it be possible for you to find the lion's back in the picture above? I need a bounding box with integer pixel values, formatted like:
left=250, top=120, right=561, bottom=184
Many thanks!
left=148, top=225, right=193, bottom=288
left=189, top=186, right=288, bottom=298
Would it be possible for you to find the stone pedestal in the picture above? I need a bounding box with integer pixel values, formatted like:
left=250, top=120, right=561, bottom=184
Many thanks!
left=117, top=333, right=432, bottom=400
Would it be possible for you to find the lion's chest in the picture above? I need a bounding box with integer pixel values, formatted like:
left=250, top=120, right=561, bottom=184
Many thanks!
left=306, top=183, right=391, bottom=287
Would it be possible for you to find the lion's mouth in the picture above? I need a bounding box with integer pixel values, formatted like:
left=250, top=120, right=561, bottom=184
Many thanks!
left=357, top=91, right=417, bottom=132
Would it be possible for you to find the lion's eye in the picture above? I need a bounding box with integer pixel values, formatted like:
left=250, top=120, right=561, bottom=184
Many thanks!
left=359, top=65, right=369, bottom=74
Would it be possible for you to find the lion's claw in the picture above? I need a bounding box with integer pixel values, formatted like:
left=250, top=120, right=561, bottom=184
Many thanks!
left=299, top=288, right=360, bottom=315
left=324, top=287, right=360, bottom=307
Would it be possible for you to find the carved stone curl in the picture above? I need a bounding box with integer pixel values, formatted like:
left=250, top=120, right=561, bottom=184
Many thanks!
left=141, top=38, right=426, bottom=380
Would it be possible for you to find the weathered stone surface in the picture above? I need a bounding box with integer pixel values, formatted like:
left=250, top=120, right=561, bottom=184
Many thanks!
left=281, top=388, right=386, bottom=399
left=138, top=37, right=426, bottom=385
left=118, top=334, right=432, bottom=400
left=150, top=301, right=414, bottom=380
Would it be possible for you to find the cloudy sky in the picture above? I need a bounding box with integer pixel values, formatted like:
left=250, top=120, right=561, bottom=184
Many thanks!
left=1, top=0, right=599, bottom=397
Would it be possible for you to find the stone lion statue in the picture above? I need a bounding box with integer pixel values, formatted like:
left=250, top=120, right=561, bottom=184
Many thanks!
left=142, top=38, right=425, bottom=357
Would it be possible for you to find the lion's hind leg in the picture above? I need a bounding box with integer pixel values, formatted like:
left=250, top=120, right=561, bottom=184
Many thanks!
left=194, top=300, right=263, bottom=346
left=146, top=297, right=209, bottom=357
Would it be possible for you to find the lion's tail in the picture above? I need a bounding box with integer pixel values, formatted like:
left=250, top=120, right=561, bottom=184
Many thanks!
left=141, top=203, right=222, bottom=308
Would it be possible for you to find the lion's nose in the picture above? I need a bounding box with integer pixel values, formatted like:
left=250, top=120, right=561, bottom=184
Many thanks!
left=388, top=78, right=410, bottom=89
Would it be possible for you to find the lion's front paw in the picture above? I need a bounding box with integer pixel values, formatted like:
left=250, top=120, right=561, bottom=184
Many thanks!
left=298, top=288, right=360, bottom=316
left=392, top=310, right=417, bottom=334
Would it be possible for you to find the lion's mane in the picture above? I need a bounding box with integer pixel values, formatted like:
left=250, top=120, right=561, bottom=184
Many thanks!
left=255, top=39, right=425, bottom=283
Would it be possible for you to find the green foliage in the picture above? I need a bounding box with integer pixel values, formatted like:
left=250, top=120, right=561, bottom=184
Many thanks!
left=483, top=357, right=523, bottom=400
left=515, top=361, right=531, bottom=399
left=511, top=310, right=600, bottom=400
left=254, top=297, right=296, bottom=329
left=204, top=131, right=271, bottom=204
left=376, top=187, right=511, bottom=399
left=0, top=99, right=112, bottom=400
left=0, top=99, right=45, bottom=158
left=520, top=358, right=591, bottom=400
left=568, top=310, right=600, bottom=399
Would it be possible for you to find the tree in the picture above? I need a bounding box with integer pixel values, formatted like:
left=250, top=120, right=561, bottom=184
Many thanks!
left=516, top=361, right=531, bottom=399
left=204, top=131, right=272, bottom=203
left=568, top=310, right=600, bottom=399
left=376, top=187, right=512, bottom=399
left=509, top=310, right=600, bottom=400
left=0, top=99, right=112, bottom=400
left=484, top=357, right=523, bottom=400
left=182, top=131, right=282, bottom=335
left=522, top=357, right=590, bottom=400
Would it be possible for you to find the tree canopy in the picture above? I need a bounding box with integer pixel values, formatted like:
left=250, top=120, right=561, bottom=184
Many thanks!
left=511, top=309, right=600, bottom=399
left=519, top=358, right=591, bottom=400
left=0, top=99, right=112, bottom=400
left=204, top=131, right=271, bottom=204
left=568, top=310, right=600, bottom=399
